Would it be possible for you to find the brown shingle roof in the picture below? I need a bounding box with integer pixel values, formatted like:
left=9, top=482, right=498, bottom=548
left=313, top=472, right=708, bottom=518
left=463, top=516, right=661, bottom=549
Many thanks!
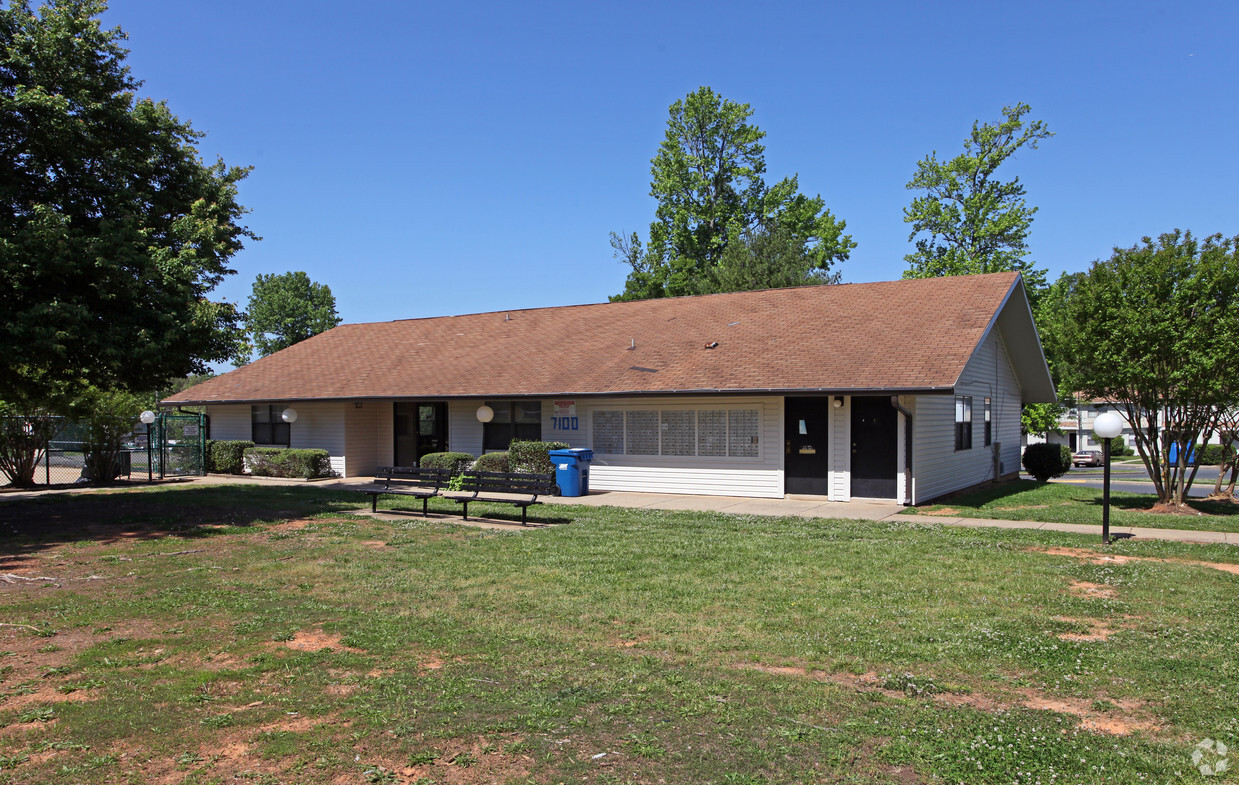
left=165, top=273, right=1028, bottom=404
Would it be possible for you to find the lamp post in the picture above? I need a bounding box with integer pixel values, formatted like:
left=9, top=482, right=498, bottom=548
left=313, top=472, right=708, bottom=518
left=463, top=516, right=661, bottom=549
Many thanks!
left=1093, top=411, right=1124, bottom=544
left=140, top=410, right=157, bottom=482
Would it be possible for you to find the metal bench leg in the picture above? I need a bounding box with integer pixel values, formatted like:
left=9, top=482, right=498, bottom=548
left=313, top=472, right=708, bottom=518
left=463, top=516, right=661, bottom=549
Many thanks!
left=461, top=501, right=468, bottom=521
left=372, top=495, right=378, bottom=513
left=422, top=496, right=429, bottom=516
left=521, top=505, right=527, bottom=526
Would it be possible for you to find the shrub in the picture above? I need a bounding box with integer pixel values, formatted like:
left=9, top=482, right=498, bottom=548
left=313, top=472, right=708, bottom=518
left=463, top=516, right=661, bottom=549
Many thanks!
left=1199, top=443, right=1233, bottom=466
left=419, top=452, right=475, bottom=475
left=207, top=440, right=253, bottom=474
left=1022, top=443, right=1072, bottom=482
left=507, top=440, right=569, bottom=476
left=1108, top=437, right=1132, bottom=457
left=471, top=451, right=509, bottom=473
left=244, top=447, right=333, bottom=479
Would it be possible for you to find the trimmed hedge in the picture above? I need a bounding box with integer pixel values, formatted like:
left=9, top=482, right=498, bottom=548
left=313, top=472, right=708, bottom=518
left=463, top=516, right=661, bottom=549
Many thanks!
left=244, top=447, right=334, bottom=479
left=472, top=451, right=509, bottom=473
left=1022, top=443, right=1072, bottom=482
left=207, top=440, right=253, bottom=474
left=1199, top=443, right=1236, bottom=466
left=508, top=440, right=569, bottom=476
left=419, top=452, right=475, bottom=474
left=1108, top=437, right=1132, bottom=457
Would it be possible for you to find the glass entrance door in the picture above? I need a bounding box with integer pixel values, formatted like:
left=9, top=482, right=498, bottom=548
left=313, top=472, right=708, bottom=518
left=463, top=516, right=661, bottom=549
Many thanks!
left=394, top=402, right=448, bottom=467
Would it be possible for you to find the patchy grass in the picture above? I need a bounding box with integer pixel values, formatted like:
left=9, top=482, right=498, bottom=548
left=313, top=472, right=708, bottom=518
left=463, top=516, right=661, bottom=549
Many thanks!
left=0, top=483, right=1237, bottom=783
left=909, top=479, right=1239, bottom=533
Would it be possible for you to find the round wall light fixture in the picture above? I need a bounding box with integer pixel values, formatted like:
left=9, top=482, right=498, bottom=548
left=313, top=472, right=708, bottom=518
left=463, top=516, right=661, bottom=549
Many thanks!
left=476, top=405, right=494, bottom=423
left=281, top=408, right=298, bottom=423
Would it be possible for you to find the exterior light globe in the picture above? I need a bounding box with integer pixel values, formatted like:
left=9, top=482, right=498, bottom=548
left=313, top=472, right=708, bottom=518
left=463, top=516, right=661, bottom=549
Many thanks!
left=139, top=410, right=157, bottom=425
left=1093, top=411, right=1123, bottom=440
left=476, top=405, right=494, bottom=423
left=281, top=408, right=298, bottom=424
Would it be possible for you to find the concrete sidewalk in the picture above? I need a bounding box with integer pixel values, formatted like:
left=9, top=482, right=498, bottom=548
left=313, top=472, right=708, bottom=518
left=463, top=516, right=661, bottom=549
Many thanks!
left=2, top=474, right=1236, bottom=545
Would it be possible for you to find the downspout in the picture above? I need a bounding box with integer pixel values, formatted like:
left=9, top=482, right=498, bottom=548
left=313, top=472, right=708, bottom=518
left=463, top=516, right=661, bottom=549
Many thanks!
left=891, top=396, right=913, bottom=505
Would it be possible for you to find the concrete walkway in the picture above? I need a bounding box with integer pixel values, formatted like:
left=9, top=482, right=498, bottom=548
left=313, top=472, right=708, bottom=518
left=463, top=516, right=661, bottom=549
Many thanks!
left=2, top=474, right=1236, bottom=545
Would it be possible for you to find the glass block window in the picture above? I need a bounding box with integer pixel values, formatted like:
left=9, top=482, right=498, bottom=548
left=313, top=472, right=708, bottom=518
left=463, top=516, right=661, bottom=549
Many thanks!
left=698, top=410, right=728, bottom=456
left=728, top=409, right=759, bottom=457
left=661, top=411, right=696, bottom=456
left=592, top=411, right=624, bottom=454
left=591, top=407, right=760, bottom=459
left=625, top=411, right=660, bottom=455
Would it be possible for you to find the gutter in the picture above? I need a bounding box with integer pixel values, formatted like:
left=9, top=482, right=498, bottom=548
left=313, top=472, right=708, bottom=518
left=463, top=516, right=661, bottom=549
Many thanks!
left=891, top=395, right=914, bottom=505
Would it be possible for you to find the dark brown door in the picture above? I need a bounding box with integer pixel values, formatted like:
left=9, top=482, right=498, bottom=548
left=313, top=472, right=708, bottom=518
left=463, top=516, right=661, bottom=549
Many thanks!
left=785, top=397, right=829, bottom=495
left=851, top=396, right=898, bottom=499
left=394, top=402, right=448, bottom=467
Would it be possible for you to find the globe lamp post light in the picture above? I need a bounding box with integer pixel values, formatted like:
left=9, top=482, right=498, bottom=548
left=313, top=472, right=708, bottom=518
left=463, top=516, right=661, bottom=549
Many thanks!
left=1093, top=411, right=1124, bottom=544
left=139, top=410, right=157, bottom=482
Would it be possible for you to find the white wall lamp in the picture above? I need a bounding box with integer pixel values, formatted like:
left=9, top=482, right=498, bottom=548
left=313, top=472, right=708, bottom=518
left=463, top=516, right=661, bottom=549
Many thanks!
left=139, top=410, right=157, bottom=425
left=1092, top=411, right=1124, bottom=544
left=281, top=408, right=298, bottom=423
left=476, top=405, right=494, bottom=423
left=833, top=396, right=844, bottom=409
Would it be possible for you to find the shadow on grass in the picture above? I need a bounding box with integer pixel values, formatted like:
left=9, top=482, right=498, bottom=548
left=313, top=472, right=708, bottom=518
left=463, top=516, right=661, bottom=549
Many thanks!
left=0, top=483, right=363, bottom=553
left=923, top=478, right=1238, bottom=516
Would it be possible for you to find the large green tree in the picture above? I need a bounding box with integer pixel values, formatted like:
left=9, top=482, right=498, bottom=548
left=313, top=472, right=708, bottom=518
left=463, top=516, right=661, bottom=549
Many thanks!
left=902, top=103, right=1052, bottom=297
left=0, top=0, right=255, bottom=402
left=244, top=271, right=342, bottom=358
left=612, top=87, right=853, bottom=301
left=1052, top=230, right=1239, bottom=506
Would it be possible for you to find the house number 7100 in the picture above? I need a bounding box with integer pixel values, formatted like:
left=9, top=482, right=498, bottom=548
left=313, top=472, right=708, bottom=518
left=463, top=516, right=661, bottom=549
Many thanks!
left=551, top=416, right=579, bottom=430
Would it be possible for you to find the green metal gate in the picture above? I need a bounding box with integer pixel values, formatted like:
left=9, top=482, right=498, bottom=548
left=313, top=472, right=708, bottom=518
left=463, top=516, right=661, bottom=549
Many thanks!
left=152, top=412, right=207, bottom=478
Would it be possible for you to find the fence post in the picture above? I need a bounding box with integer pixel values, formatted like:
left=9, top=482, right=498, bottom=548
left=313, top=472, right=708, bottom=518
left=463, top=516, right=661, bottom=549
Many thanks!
left=44, top=436, right=50, bottom=486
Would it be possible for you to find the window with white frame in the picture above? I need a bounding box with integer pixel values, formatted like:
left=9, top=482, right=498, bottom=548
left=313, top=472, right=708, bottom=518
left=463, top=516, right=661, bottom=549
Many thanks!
left=591, top=407, right=760, bottom=458
left=252, top=404, right=290, bottom=446
left=954, top=396, right=973, bottom=451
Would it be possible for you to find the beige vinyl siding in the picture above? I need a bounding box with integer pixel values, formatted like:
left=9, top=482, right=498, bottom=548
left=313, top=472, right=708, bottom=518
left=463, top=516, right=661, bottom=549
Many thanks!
left=579, top=396, right=784, bottom=498
left=375, top=402, right=394, bottom=468
left=344, top=402, right=379, bottom=477
left=911, top=328, right=1024, bottom=503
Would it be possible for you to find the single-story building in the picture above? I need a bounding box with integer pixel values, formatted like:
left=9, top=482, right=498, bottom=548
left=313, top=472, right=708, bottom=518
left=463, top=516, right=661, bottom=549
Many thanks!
left=163, top=271, right=1055, bottom=504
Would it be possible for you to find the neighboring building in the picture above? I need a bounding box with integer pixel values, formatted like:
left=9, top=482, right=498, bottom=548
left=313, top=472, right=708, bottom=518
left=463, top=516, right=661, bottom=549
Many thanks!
left=163, top=272, right=1055, bottom=505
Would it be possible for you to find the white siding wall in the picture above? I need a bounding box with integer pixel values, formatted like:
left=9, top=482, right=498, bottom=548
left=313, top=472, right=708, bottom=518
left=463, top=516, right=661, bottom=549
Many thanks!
left=448, top=400, right=483, bottom=455
left=344, top=402, right=379, bottom=477
left=205, top=402, right=347, bottom=476
left=436, top=395, right=784, bottom=497
left=205, top=405, right=250, bottom=442
left=911, top=329, right=1024, bottom=503
left=578, top=396, right=785, bottom=498
left=288, top=402, right=347, bottom=476
left=828, top=396, right=851, bottom=501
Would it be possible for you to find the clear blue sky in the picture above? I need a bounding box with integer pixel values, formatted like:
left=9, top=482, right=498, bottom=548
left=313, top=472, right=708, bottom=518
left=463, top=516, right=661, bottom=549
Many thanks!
left=104, top=0, right=1236, bottom=348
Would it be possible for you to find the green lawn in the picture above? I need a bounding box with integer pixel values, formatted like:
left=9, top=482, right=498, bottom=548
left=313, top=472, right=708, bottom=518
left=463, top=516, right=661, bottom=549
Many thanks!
left=906, top=479, right=1239, bottom=533
left=0, top=484, right=1237, bottom=783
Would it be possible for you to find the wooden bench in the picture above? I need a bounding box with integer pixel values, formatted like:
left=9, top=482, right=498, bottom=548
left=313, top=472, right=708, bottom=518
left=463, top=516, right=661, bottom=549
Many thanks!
left=440, top=471, right=559, bottom=526
left=358, top=466, right=451, bottom=515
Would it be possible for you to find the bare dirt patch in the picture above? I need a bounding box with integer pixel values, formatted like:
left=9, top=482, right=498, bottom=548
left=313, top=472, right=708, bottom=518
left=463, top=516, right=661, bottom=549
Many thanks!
left=920, top=507, right=959, bottom=516
left=1147, top=502, right=1206, bottom=516
left=736, top=662, right=1162, bottom=735
left=1033, top=546, right=1239, bottom=576
left=1068, top=580, right=1118, bottom=599
left=1051, top=615, right=1138, bottom=642
left=277, top=628, right=364, bottom=654
left=396, top=734, right=533, bottom=785
left=359, top=540, right=387, bottom=548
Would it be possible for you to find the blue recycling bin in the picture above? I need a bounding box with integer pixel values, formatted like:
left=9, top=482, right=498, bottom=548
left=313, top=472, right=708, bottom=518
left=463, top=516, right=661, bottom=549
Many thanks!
left=549, top=448, right=593, bottom=497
